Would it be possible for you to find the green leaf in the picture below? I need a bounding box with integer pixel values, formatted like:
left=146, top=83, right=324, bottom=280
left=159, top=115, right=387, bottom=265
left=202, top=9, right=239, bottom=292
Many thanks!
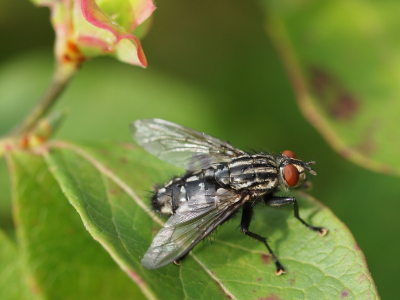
left=44, top=141, right=378, bottom=299
left=262, top=0, right=400, bottom=176
left=7, top=150, right=147, bottom=300
left=0, top=229, right=35, bottom=300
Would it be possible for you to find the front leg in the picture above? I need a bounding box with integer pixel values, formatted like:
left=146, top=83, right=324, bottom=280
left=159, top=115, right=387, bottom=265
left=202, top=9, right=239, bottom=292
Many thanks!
left=240, top=201, right=286, bottom=275
left=264, top=195, right=327, bottom=236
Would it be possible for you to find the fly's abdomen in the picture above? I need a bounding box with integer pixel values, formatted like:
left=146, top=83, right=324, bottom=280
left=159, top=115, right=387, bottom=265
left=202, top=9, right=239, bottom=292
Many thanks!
left=152, top=177, right=185, bottom=215
left=152, top=168, right=218, bottom=215
left=227, top=154, right=278, bottom=194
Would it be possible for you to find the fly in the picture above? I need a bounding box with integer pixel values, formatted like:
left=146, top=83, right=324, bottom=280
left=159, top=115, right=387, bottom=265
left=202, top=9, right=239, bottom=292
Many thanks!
left=131, top=118, right=327, bottom=275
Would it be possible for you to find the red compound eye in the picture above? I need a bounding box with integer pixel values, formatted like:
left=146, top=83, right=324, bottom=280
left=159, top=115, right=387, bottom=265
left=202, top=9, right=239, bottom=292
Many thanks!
left=282, top=150, right=297, bottom=159
left=284, top=164, right=299, bottom=187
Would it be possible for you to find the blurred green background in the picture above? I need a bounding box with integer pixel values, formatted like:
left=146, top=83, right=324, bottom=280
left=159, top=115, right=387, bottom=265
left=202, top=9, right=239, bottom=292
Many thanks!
left=0, top=0, right=399, bottom=299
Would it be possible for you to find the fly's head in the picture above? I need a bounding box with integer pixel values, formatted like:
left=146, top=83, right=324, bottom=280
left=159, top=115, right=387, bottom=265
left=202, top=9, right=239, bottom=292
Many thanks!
left=276, top=150, right=316, bottom=190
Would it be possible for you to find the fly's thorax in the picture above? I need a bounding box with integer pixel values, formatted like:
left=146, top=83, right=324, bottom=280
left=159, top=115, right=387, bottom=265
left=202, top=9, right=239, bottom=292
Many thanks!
left=225, top=154, right=279, bottom=195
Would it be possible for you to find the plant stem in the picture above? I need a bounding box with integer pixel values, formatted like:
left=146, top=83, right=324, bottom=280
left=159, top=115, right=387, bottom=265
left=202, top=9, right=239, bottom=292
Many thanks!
left=11, top=62, right=77, bottom=137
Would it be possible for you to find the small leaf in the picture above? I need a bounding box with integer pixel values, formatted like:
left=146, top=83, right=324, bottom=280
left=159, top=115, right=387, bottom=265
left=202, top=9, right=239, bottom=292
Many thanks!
left=45, top=141, right=378, bottom=299
left=30, top=0, right=155, bottom=67
left=262, top=0, right=400, bottom=176
left=7, top=150, right=147, bottom=300
left=78, top=0, right=153, bottom=66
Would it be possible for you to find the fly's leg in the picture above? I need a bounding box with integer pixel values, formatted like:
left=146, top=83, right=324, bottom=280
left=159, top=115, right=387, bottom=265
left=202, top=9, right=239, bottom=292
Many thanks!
left=173, top=253, right=189, bottom=265
left=265, top=196, right=327, bottom=236
left=240, top=202, right=286, bottom=275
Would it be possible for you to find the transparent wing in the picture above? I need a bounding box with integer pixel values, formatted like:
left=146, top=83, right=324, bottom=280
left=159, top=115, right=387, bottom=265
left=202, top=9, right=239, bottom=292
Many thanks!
left=141, top=188, right=246, bottom=269
left=132, top=118, right=245, bottom=171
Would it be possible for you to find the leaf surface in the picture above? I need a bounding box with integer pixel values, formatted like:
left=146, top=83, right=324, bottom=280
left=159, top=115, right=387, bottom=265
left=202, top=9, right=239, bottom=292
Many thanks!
left=44, top=141, right=379, bottom=299
left=7, top=150, right=146, bottom=300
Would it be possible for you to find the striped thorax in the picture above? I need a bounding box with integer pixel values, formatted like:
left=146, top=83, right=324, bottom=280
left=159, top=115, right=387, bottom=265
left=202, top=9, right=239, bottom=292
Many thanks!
left=216, top=154, right=278, bottom=197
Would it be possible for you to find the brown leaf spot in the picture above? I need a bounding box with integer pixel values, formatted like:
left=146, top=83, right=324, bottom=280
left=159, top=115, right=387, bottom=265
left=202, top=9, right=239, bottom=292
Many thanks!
left=341, top=290, right=349, bottom=298
left=257, top=277, right=262, bottom=281
left=310, top=67, right=359, bottom=120
left=288, top=278, right=295, bottom=285
left=109, top=186, right=123, bottom=196
left=260, top=294, right=282, bottom=300
left=330, top=94, right=358, bottom=120
left=120, top=156, right=128, bottom=164
left=213, top=277, right=232, bottom=299
left=261, top=253, right=271, bottom=265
